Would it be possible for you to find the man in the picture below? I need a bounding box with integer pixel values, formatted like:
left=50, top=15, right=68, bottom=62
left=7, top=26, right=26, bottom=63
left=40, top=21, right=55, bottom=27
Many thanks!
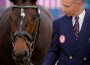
left=42, top=0, right=90, bottom=65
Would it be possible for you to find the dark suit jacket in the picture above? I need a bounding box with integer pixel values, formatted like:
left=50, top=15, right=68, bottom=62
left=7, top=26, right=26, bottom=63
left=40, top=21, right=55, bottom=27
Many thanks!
left=42, top=9, right=90, bottom=65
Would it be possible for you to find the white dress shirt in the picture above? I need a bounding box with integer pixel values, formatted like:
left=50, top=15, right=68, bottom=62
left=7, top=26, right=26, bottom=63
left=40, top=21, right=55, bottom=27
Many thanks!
left=72, top=9, right=86, bottom=31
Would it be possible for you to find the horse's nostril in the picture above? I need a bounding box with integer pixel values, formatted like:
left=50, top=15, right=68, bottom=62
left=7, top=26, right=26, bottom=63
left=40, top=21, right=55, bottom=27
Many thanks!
left=12, top=51, right=17, bottom=57
left=12, top=50, right=27, bottom=57
left=22, top=51, right=27, bottom=57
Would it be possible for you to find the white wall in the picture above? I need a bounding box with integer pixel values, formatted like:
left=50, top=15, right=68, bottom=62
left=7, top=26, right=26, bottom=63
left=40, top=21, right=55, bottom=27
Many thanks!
left=37, top=0, right=61, bottom=9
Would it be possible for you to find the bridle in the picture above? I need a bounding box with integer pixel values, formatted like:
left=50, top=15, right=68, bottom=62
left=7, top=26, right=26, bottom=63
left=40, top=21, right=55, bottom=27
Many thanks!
left=11, top=5, right=41, bottom=65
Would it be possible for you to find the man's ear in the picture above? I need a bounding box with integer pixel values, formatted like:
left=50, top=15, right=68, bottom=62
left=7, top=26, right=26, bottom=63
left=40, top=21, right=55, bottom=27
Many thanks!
left=77, top=0, right=83, bottom=3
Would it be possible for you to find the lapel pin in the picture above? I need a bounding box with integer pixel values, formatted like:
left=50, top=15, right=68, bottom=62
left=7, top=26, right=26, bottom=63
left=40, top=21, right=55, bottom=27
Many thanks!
left=59, top=35, right=65, bottom=44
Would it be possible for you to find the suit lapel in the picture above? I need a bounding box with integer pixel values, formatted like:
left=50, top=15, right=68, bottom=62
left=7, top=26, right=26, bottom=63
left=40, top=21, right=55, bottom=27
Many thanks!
left=62, top=16, right=76, bottom=43
left=61, top=16, right=77, bottom=55
left=78, top=9, right=90, bottom=44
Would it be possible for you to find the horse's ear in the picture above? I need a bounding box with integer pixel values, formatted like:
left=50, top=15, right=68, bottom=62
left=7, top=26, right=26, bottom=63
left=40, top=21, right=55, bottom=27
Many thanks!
left=30, top=0, right=37, bottom=4
left=10, top=0, right=37, bottom=4
left=9, top=0, right=17, bottom=4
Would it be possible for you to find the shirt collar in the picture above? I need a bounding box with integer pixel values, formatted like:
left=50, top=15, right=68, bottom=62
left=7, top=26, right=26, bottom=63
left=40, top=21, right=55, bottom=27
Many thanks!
left=72, top=9, right=86, bottom=21
left=79, top=9, right=85, bottom=21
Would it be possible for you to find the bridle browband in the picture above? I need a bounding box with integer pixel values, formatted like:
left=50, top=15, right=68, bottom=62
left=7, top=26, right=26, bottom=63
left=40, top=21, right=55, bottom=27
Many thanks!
left=11, top=5, right=41, bottom=64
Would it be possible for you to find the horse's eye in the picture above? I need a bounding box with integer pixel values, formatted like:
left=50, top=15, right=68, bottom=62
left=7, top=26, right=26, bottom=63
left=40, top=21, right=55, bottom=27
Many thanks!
left=32, top=16, right=36, bottom=20
left=31, top=15, right=38, bottom=20
left=9, top=15, right=12, bottom=19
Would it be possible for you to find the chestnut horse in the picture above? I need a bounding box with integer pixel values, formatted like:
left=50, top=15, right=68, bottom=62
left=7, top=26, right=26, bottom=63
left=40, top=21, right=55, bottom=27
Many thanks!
left=0, top=0, right=52, bottom=65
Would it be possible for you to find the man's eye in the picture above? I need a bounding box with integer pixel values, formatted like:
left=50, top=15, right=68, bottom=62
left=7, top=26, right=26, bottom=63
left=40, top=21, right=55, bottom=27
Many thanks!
left=65, top=6, right=70, bottom=7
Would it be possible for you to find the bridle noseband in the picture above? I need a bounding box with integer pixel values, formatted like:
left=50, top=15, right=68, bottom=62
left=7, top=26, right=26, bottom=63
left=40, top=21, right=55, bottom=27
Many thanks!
left=11, top=5, right=41, bottom=64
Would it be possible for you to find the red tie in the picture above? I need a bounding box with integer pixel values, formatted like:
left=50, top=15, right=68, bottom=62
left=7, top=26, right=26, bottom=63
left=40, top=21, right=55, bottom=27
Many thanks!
left=73, top=17, right=79, bottom=40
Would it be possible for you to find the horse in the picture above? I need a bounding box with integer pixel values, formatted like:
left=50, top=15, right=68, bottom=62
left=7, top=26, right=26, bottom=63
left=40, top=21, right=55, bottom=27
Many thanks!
left=0, top=0, right=52, bottom=65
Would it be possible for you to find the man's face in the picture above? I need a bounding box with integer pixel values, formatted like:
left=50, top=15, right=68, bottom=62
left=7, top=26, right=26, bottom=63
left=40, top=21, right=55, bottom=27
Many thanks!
left=61, top=0, right=78, bottom=16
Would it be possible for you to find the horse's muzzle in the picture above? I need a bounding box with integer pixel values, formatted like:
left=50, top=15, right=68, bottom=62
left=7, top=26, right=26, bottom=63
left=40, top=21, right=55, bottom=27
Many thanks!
left=12, top=51, right=28, bottom=63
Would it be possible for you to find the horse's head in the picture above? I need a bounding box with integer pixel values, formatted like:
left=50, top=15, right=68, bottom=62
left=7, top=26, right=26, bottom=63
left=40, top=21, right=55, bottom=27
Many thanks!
left=9, top=1, right=40, bottom=64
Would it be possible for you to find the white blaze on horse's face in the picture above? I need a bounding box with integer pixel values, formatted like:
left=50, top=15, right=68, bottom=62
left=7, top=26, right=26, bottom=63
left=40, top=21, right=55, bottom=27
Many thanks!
left=21, top=8, right=25, bottom=18
left=20, top=8, right=25, bottom=31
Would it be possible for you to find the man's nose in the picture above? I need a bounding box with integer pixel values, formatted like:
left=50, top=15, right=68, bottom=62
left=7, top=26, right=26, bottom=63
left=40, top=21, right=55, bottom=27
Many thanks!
left=61, top=6, right=65, bottom=12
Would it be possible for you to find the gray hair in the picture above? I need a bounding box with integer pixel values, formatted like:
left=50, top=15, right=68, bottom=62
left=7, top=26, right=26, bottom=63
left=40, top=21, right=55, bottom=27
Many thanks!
left=74, top=0, right=85, bottom=2
left=74, top=0, right=85, bottom=3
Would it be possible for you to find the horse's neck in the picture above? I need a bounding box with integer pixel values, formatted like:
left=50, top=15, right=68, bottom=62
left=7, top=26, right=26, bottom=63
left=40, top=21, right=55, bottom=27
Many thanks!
left=0, top=7, right=12, bottom=18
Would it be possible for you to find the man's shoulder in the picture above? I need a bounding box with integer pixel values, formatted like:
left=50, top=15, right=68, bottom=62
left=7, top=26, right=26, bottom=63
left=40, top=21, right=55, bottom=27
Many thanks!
left=86, top=8, right=90, bottom=12
left=53, top=15, right=70, bottom=23
left=85, top=8, right=90, bottom=15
